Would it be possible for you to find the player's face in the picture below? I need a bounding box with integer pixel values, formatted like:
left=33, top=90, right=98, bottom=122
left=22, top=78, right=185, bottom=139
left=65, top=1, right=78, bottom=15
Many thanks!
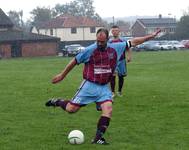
left=97, top=39, right=107, bottom=46
left=96, top=32, right=107, bottom=46
left=96, top=40, right=107, bottom=51
left=111, top=28, right=120, bottom=37
left=96, top=32, right=107, bottom=51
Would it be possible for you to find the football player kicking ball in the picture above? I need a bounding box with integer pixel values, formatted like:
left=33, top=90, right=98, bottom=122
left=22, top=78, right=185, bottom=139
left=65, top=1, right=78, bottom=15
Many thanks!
left=45, top=28, right=161, bottom=145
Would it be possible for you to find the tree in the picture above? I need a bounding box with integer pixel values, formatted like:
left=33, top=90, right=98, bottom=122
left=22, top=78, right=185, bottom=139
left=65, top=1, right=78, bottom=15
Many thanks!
left=183, top=7, right=189, bottom=16
left=30, top=7, right=54, bottom=26
left=19, top=10, right=24, bottom=27
left=54, top=1, right=80, bottom=16
left=29, top=0, right=103, bottom=28
left=7, top=10, right=23, bottom=27
left=23, top=19, right=33, bottom=32
left=76, top=0, right=95, bottom=17
left=174, top=7, right=189, bottom=39
left=176, top=15, right=189, bottom=39
left=54, top=0, right=101, bottom=20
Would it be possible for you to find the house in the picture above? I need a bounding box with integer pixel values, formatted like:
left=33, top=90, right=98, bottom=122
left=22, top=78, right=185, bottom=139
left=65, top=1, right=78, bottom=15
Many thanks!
left=31, top=15, right=104, bottom=43
left=0, top=8, right=60, bottom=58
left=109, top=25, right=131, bottom=37
left=119, top=25, right=132, bottom=37
left=131, top=15, right=177, bottom=37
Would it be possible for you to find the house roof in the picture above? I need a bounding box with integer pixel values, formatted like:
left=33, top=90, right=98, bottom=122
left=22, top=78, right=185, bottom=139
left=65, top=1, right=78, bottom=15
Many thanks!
left=119, top=25, right=130, bottom=33
left=0, top=8, right=59, bottom=43
left=137, top=18, right=176, bottom=28
left=0, top=29, right=60, bottom=43
left=0, top=8, right=14, bottom=28
left=38, top=15, right=103, bottom=29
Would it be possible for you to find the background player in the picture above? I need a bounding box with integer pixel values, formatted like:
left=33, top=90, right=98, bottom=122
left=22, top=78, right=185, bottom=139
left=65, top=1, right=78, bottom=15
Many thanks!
left=109, top=25, right=132, bottom=97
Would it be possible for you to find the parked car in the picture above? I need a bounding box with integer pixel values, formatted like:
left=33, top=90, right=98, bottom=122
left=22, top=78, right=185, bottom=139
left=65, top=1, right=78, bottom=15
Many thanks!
left=63, top=44, right=85, bottom=57
left=168, top=41, right=185, bottom=50
left=134, top=41, right=160, bottom=51
left=61, top=48, right=68, bottom=56
left=144, top=41, right=161, bottom=51
left=157, top=41, right=173, bottom=50
left=181, top=40, right=189, bottom=49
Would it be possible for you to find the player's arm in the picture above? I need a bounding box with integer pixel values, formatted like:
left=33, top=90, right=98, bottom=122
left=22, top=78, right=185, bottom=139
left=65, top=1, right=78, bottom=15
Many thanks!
left=52, top=58, right=77, bottom=84
left=127, top=48, right=132, bottom=63
left=130, top=29, right=161, bottom=47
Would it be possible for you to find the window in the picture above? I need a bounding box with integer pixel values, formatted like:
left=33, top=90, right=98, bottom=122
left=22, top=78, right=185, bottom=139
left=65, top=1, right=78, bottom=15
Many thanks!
left=90, top=27, right=96, bottom=33
left=50, top=29, right=53, bottom=35
left=71, top=27, right=77, bottom=34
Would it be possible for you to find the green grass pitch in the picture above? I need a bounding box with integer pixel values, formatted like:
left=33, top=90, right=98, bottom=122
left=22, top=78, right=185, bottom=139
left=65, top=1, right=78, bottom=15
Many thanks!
left=0, top=50, right=189, bottom=150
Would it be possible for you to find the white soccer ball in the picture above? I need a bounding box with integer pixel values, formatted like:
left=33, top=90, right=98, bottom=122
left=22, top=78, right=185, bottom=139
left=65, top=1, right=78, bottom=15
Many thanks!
left=68, top=130, right=84, bottom=144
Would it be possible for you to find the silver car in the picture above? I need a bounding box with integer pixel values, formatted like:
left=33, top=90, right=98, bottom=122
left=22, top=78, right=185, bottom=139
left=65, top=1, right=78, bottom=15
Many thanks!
left=66, top=44, right=85, bottom=56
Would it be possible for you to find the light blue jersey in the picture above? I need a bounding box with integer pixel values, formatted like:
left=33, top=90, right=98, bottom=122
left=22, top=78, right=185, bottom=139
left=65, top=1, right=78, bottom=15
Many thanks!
left=108, top=37, right=129, bottom=76
left=76, top=42, right=129, bottom=64
left=116, top=59, right=127, bottom=76
left=70, top=41, right=131, bottom=108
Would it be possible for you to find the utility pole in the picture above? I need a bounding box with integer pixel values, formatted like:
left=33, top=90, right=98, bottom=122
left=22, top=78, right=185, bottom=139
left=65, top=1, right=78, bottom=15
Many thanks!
left=113, top=16, right=115, bottom=25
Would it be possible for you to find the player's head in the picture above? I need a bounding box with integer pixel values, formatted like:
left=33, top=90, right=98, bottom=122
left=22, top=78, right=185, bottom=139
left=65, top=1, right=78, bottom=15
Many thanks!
left=111, top=25, right=120, bottom=38
left=96, top=28, right=109, bottom=51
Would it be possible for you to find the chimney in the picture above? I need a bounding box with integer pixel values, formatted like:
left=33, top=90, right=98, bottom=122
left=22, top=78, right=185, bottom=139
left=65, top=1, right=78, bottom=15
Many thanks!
left=158, top=14, right=162, bottom=19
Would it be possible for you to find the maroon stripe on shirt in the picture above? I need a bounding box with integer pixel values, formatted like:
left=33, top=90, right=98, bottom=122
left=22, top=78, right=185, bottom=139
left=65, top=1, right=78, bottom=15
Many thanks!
left=83, top=47, right=117, bottom=84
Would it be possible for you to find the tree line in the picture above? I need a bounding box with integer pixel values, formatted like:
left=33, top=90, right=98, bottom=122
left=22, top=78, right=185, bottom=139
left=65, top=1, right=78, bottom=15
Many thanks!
left=8, top=0, right=104, bottom=29
left=7, top=0, right=189, bottom=40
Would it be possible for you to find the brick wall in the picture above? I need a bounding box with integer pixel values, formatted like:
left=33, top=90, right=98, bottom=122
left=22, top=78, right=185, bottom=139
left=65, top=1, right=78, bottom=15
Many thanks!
left=22, top=42, right=58, bottom=57
left=0, top=44, right=11, bottom=58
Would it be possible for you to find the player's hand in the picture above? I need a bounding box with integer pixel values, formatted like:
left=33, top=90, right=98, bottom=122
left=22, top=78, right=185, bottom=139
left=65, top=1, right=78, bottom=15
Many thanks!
left=52, top=73, right=64, bottom=84
left=127, top=57, right=132, bottom=63
left=152, top=28, right=161, bottom=37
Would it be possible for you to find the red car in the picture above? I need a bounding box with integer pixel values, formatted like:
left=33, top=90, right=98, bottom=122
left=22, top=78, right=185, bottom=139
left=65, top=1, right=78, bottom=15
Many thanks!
left=181, top=40, right=189, bottom=49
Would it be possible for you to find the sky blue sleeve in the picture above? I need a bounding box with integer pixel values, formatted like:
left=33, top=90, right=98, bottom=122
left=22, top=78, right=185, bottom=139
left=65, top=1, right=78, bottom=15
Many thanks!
left=75, top=43, right=97, bottom=64
left=120, top=37, right=127, bottom=42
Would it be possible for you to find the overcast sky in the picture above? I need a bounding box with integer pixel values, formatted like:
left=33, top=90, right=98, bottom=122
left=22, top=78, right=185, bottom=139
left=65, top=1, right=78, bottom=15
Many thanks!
left=1, top=0, right=188, bottom=21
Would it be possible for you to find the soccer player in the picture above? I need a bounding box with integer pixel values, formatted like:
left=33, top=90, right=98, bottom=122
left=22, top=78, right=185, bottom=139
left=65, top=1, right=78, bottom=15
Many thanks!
left=109, top=25, right=132, bottom=97
left=45, top=28, right=161, bottom=145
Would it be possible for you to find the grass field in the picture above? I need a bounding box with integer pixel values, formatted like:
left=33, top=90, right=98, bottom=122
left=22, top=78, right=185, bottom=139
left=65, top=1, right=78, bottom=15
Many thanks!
left=0, top=50, right=189, bottom=150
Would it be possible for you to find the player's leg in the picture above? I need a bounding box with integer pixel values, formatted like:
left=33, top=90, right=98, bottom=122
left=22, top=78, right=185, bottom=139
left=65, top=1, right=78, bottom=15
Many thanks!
left=45, top=98, right=81, bottom=113
left=92, top=101, right=112, bottom=145
left=92, top=84, right=112, bottom=145
left=117, top=60, right=127, bottom=96
left=98, top=101, right=112, bottom=137
left=111, top=68, right=118, bottom=97
left=118, top=75, right=124, bottom=95
left=45, top=80, right=88, bottom=113
left=110, top=74, right=116, bottom=97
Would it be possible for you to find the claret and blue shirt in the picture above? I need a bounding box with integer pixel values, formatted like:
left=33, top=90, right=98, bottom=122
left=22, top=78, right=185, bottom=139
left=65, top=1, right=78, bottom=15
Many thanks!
left=70, top=41, right=131, bottom=107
